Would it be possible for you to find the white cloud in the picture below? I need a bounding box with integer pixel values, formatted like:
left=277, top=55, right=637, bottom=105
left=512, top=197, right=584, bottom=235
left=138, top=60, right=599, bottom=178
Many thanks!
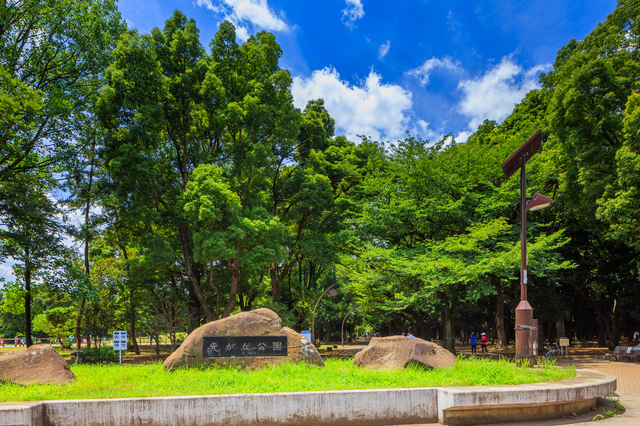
left=195, top=0, right=288, bottom=41
left=342, top=0, right=364, bottom=28
left=378, top=40, right=390, bottom=59
left=0, top=261, right=16, bottom=284
left=292, top=67, right=413, bottom=142
left=447, top=11, right=462, bottom=31
left=455, top=131, right=472, bottom=143
left=417, top=119, right=429, bottom=134
left=457, top=56, right=550, bottom=132
left=406, top=56, right=462, bottom=86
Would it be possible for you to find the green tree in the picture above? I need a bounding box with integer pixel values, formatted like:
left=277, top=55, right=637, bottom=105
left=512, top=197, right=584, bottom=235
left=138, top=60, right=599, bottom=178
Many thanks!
left=598, top=93, right=640, bottom=248
left=0, top=172, right=66, bottom=347
left=0, top=0, right=123, bottom=183
left=98, top=14, right=302, bottom=324
left=33, top=306, right=76, bottom=349
left=183, top=164, right=286, bottom=318
left=540, top=0, right=640, bottom=348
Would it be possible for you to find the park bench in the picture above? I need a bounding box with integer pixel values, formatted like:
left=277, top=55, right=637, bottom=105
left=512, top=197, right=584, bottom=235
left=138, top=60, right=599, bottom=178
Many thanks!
left=605, top=345, right=640, bottom=362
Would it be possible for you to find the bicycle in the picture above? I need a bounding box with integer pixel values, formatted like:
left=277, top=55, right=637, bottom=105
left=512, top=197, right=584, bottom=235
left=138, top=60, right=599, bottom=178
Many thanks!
left=544, top=342, right=562, bottom=359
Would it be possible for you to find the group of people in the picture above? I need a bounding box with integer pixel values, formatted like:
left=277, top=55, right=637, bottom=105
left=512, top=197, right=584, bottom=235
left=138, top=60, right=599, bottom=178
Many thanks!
left=10, top=337, right=27, bottom=347
left=402, top=331, right=488, bottom=355
left=469, top=332, right=488, bottom=355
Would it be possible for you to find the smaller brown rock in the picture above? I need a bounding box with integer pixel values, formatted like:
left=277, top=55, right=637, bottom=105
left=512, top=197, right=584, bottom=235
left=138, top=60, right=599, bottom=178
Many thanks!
left=353, top=336, right=456, bottom=370
left=0, top=345, right=75, bottom=385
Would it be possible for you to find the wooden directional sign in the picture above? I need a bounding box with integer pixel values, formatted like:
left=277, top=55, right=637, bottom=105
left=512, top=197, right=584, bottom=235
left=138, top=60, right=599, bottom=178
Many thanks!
left=502, top=130, right=542, bottom=179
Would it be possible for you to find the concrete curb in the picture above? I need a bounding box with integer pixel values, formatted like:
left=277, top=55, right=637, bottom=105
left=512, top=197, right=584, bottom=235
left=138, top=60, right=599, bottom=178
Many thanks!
left=0, top=369, right=616, bottom=426
left=0, top=401, right=43, bottom=426
left=438, top=369, right=615, bottom=424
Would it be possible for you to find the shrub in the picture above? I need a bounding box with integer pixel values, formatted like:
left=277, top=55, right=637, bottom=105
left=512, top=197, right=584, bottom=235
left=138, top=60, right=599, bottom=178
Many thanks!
left=82, top=346, right=118, bottom=364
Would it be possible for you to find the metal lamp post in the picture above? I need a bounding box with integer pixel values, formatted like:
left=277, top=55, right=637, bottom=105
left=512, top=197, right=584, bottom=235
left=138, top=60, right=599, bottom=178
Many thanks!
left=341, top=310, right=355, bottom=346
left=502, top=130, right=554, bottom=361
left=311, top=285, right=338, bottom=345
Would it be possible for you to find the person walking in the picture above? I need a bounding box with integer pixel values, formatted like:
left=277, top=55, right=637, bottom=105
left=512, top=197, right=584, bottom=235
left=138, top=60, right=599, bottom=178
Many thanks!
left=470, top=332, right=477, bottom=355
left=480, top=332, right=488, bottom=353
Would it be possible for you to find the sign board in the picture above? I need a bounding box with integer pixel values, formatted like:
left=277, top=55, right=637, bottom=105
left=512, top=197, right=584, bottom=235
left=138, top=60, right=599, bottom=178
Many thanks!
left=501, top=130, right=542, bottom=179
left=113, top=330, right=128, bottom=351
left=202, top=336, right=287, bottom=358
left=559, top=338, right=569, bottom=347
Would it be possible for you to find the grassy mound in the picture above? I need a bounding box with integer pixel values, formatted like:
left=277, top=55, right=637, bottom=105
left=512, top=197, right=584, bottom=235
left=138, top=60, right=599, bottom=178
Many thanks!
left=0, top=357, right=575, bottom=402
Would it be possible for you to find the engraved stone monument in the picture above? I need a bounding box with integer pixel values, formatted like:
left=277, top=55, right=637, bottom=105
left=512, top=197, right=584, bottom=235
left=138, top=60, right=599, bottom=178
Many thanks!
left=163, top=308, right=324, bottom=370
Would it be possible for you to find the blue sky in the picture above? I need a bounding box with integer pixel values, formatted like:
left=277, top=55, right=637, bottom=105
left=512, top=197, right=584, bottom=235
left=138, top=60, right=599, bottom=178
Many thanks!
left=117, top=0, right=617, bottom=143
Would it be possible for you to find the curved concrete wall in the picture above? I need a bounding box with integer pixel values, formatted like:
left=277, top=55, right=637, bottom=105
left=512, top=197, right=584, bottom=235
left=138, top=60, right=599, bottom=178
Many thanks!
left=0, top=369, right=616, bottom=426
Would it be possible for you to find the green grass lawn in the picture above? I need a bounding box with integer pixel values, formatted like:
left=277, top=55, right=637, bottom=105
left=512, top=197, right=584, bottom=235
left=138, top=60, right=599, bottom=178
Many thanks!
left=0, top=357, right=575, bottom=402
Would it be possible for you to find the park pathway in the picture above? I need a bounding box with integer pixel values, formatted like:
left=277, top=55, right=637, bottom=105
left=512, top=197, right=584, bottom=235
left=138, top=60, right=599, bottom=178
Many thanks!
left=482, top=359, right=640, bottom=426
left=570, top=359, right=640, bottom=393
left=395, top=357, right=640, bottom=426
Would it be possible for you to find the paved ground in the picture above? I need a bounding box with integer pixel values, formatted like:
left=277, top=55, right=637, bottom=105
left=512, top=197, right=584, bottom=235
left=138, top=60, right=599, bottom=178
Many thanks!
left=570, top=360, right=640, bottom=393
left=481, top=359, right=640, bottom=425
left=397, top=359, right=640, bottom=426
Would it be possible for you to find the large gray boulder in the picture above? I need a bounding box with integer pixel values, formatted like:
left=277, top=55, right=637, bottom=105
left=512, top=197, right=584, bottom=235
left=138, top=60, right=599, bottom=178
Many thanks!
left=0, top=344, right=75, bottom=385
left=353, top=336, right=456, bottom=369
left=163, top=308, right=324, bottom=370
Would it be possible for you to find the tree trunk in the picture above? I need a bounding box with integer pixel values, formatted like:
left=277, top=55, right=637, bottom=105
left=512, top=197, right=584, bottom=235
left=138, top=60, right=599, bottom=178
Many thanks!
left=178, top=224, right=214, bottom=321
left=187, top=294, right=200, bottom=332
left=492, top=276, right=507, bottom=348
left=76, top=139, right=96, bottom=352
left=416, top=317, right=429, bottom=340
left=441, top=294, right=456, bottom=354
left=270, top=263, right=280, bottom=302
left=270, top=262, right=293, bottom=302
left=424, top=318, right=433, bottom=341
left=120, top=245, right=140, bottom=355
left=598, top=318, right=607, bottom=347
left=75, top=297, right=85, bottom=351
left=556, top=318, right=566, bottom=339
left=130, top=287, right=140, bottom=355
left=609, top=311, right=624, bottom=350
left=222, top=244, right=241, bottom=318
left=25, top=258, right=33, bottom=348
left=538, top=315, right=545, bottom=353
left=209, top=260, right=220, bottom=319
left=154, top=334, right=160, bottom=356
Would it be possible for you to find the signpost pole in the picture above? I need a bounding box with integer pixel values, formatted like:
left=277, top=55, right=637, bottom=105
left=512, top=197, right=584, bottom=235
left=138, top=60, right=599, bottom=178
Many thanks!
left=501, top=130, right=553, bottom=364
left=515, top=158, right=534, bottom=362
left=521, top=160, right=527, bottom=303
